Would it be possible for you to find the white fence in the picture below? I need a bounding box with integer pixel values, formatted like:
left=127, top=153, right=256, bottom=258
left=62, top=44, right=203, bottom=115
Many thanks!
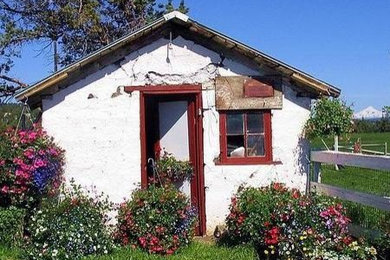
left=309, top=151, right=390, bottom=212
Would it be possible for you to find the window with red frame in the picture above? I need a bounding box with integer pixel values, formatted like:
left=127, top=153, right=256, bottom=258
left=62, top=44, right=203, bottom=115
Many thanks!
left=219, top=110, right=272, bottom=164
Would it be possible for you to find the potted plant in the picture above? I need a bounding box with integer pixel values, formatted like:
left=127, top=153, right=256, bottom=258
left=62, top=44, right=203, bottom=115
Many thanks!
left=155, top=151, right=193, bottom=185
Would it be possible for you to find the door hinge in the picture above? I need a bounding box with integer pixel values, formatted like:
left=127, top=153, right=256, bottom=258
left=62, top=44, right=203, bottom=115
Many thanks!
left=198, top=108, right=202, bottom=117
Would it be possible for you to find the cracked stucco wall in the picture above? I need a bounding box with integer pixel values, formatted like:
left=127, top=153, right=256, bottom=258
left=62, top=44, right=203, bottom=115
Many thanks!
left=42, top=36, right=311, bottom=233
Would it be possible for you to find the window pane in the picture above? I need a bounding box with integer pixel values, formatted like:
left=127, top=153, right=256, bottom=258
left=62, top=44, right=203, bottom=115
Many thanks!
left=247, top=135, right=265, bottom=156
left=227, top=135, right=245, bottom=157
left=247, top=112, right=264, bottom=134
left=226, top=113, right=244, bottom=135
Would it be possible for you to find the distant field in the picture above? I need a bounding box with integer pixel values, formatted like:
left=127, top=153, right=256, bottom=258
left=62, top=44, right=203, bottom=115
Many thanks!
left=310, top=132, right=390, bottom=154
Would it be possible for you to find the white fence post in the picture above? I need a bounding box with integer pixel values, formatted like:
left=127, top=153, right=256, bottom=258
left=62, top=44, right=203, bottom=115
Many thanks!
left=334, top=135, right=339, bottom=171
left=313, top=162, right=321, bottom=183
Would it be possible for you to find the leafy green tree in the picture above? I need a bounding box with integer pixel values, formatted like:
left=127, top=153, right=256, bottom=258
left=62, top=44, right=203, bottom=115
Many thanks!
left=305, top=97, right=353, bottom=139
left=305, top=97, right=353, bottom=169
left=0, top=0, right=188, bottom=101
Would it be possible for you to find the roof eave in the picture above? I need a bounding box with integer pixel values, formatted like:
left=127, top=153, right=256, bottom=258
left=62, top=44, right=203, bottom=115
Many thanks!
left=15, top=11, right=341, bottom=100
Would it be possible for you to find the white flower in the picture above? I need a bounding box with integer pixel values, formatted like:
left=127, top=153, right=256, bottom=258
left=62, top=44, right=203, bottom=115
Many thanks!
left=52, top=249, right=58, bottom=257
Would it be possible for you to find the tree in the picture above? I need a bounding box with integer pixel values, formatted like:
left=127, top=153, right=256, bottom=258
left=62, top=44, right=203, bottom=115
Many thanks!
left=383, top=106, right=390, bottom=118
left=305, top=97, right=353, bottom=169
left=305, top=97, right=353, bottom=139
left=0, top=0, right=188, bottom=102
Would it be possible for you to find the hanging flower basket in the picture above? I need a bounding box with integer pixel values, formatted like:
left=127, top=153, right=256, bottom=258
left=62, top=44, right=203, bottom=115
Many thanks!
left=0, top=127, right=65, bottom=208
left=155, top=152, right=193, bottom=184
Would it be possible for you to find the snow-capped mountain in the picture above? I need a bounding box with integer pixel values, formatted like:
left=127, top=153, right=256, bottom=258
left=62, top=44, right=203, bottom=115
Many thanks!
left=353, top=106, right=383, bottom=120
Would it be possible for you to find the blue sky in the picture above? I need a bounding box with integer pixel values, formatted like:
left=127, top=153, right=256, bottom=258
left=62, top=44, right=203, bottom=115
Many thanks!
left=11, top=0, right=390, bottom=112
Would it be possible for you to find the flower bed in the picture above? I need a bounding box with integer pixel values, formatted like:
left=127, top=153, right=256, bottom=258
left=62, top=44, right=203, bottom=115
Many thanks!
left=0, top=127, right=65, bottom=208
left=25, top=182, right=114, bottom=259
left=115, top=184, right=197, bottom=255
left=225, top=183, right=377, bottom=259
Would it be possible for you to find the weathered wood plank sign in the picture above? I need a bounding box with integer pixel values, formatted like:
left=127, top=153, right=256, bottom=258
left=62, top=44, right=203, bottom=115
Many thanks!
left=215, top=76, right=283, bottom=110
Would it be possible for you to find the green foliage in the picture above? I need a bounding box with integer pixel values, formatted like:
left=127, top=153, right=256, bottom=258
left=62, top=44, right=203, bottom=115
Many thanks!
left=0, top=104, right=40, bottom=131
left=154, top=152, right=193, bottom=184
left=0, top=0, right=189, bottom=96
left=305, top=97, right=353, bottom=138
left=24, top=181, right=115, bottom=260
left=0, top=206, right=25, bottom=247
left=86, top=242, right=255, bottom=260
left=225, top=183, right=377, bottom=259
left=383, top=106, right=390, bottom=118
left=115, top=184, right=197, bottom=255
left=353, top=118, right=390, bottom=133
left=0, top=244, right=22, bottom=259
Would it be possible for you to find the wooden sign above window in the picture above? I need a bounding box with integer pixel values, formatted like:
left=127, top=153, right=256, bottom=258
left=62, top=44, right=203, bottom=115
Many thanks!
left=215, top=76, right=283, bottom=110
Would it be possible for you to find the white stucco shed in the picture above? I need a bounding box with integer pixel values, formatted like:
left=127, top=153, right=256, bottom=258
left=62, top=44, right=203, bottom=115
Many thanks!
left=15, top=11, right=340, bottom=235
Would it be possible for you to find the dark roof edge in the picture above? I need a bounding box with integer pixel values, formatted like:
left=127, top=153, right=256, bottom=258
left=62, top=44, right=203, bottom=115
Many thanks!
left=15, top=11, right=340, bottom=100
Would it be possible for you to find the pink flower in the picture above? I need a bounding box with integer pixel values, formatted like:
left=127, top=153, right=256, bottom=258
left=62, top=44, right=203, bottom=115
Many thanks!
left=15, top=169, right=24, bottom=177
left=20, top=163, right=33, bottom=172
left=0, top=159, right=5, bottom=166
left=15, top=169, right=30, bottom=179
left=1, top=186, right=9, bottom=194
left=28, top=132, right=37, bottom=141
left=48, top=148, right=59, bottom=156
left=13, top=158, right=24, bottom=165
left=23, top=148, right=35, bottom=159
left=18, top=131, right=27, bottom=138
left=33, top=159, right=47, bottom=168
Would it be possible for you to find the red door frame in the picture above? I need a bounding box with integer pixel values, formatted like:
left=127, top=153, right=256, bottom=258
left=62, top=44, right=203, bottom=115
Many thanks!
left=125, top=85, right=206, bottom=236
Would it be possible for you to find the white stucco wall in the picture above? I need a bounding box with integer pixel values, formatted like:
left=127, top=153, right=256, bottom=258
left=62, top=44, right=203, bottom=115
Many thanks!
left=42, top=36, right=311, bottom=233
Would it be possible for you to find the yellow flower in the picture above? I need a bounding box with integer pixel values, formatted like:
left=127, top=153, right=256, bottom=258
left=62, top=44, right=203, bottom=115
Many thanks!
left=264, top=250, right=269, bottom=255
left=369, top=247, right=377, bottom=255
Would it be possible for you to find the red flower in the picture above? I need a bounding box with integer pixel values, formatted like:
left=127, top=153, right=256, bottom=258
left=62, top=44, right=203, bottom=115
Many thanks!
left=291, top=189, right=301, bottom=199
left=342, top=236, right=353, bottom=245
left=264, top=227, right=280, bottom=245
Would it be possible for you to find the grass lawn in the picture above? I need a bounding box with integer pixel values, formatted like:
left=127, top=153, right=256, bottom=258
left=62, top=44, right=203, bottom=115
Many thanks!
left=0, top=242, right=257, bottom=260
left=87, top=242, right=256, bottom=260
left=310, top=132, right=390, bottom=231
left=0, top=245, right=22, bottom=260
left=320, top=165, right=390, bottom=197
left=319, top=165, right=390, bottom=230
left=310, top=132, right=390, bottom=154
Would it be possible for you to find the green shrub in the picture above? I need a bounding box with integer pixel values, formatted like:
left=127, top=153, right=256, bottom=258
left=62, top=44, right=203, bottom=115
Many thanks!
left=225, top=183, right=377, bottom=259
left=115, top=184, right=197, bottom=255
left=25, top=181, right=114, bottom=260
left=0, top=206, right=25, bottom=246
